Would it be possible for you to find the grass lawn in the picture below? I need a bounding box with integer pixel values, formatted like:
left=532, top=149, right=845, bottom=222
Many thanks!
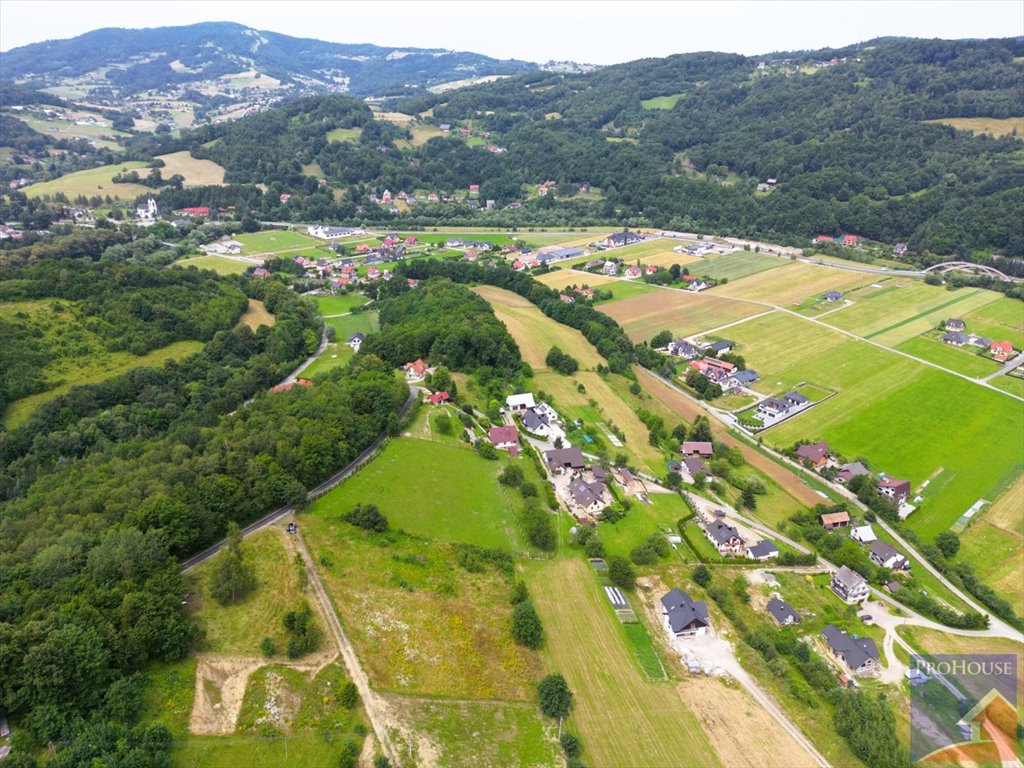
left=394, top=123, right=445, bottom=148
left=896, top=625, right=1024, bottom=699
left=723, top=312, right=1024, bottom=544
left=641, top=93, right=686, bottom=109
left=957, top=476, right=1024, bottom=617
left=961, top=296, right=1024, bottom=349
left=325, top=311, right=379, bottom=340
left=393, top=698, right=559, bottom=767
left=621, top=622, right=669, bottom=680
left=524, top=558, right=719, bottom=767
left=185, top=528, right=309, bottom=657
left=235, top=299, right=275, bottom=330
left=307, top=437, right=522, bottom=550
left=24, top=161, right=150, bottom=200
left=474, top=285, right=606, bottom=369
left=236, top=230, right=319, bottom=254
left=696, top=251, right=785, bottom=282
left=592, top=279, right=661, bottom=304
left=895, top=335, right=1002, bottom=378
left=176, top=255, right=251, bottom=275
left=599, top=287, right=766, bottom=342
left=301, top=514, right=541, bottom=700
left=142, top=658, right=198, bottom=737
left=326, top=127, right=361, bottom=142
left=155, top=150, right=226, bottom=186
left=599, top=492, right=693, bottom=560
left=311, top=293, right=369, bottom=316
left=991, top=375, right=1024, bottom=398
left=302, top=343, right=353, bottom=378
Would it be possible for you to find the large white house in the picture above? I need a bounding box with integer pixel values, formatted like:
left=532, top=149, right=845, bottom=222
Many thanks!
left=660, top=588, right=710, bottom=638
left=830, top=565, right=870, bottom=604
left=505, top=393, right=536, bottom=412
left=308, top=224, right=365, bottom=239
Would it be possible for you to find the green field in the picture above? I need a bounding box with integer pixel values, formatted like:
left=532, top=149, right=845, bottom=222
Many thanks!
left=236, top=230, right=319, bottom=254
left=302, top=343, right=354, bottom=378
left=599, top=287, right=766, bottom=343
left=325, top=311, right=379, bottom=340
left=184, top=529, right=308, bottom=656
left=723, top=312, right=1024, bottom=542
left=592, top=279, right=661, bottom=304
left=697, top=251, right=784, bottom=282
left=326, top=127, right=361, bottom=142
left=641, top=93, right=686, bottom=109
left=621, top=622, right=668, bottom=680
left=312, top=293, right=369, bottom=316
left=176, top=255, right=251, bottom=275
left=24, top=161, right=151, bottom=200
left=307, top=437, right=522, bottom=550
left=896, top=335, right=1002, bottom=378
left=525, top=558, right=718, bottom=767
left=961, top=296, right=1024, bottom=349
left=599, top=493, right=692, bottom=560
left=991, top=375, right=1024, bottom=398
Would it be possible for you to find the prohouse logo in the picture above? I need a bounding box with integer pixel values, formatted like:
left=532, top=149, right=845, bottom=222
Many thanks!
left=910, top=653, right=1021, bottom=765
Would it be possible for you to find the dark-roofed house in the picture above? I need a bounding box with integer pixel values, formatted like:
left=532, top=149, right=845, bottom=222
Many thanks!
left=538, top=247, right=584, bottom=262
left=819, top=510, right=850, bottom=530
left=681, top=441, right=714, bottom=458
left=707, top=340, right=734, bottom=355
left=660, top=588, right=710, bottom=638
left=544, top=447, right=585, bottom=474
left=796, top=441, right=830, bottom=469
left=703, top=520, right=746, bottom=555
left=836, top=461, right=870, bottom=484
left=603, top=231, right=644, bottom=248
left=767, top=597, right=800, bottom=626
left=747, top=540, right=779, bottom=560
left=942, top=332, right=969, bottom=347
left=683, top=456, right=710, bottom=478
left=348, top=332, right=364, bottom=351
left=821, top=625, right=880, bottom=676
left=867, top=540, right=910, bottom=571
left=568, top=478, right=607, bottom=512
left=830, top=565, right=870, bottom=604
left=877, top=478, right=911, bottom=504
left=488, top=425, right=519, bottom=454
left=945, top=318, right=966, bottom=332
left=522, top=407, right=555, bottom=437
left=822, top=290, right=844, bottom=302
left=668, top=339, right=701, bottom=359
left=725, top=369, right=760, bottom=389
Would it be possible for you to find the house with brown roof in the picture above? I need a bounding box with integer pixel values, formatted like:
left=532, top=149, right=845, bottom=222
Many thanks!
left=820, top=510, right=850, bottom=530
left=796, top=441, right=830, bottom=468
left=544, top=447, right=585, bottom=474
left=681, top=441, right=714, bottom=458
left=404, top=359, right=428, bottom=380
left=821, top=624, right=879, bottom=675
left=836, top=461, right=870, bottom=484
left=867, top=540, right=910, bottom=571
left=877, top=478, right=911, bottom=504
left=830, top=565, right=869, bottom=604
left=488, top=425, right=519, bottom=455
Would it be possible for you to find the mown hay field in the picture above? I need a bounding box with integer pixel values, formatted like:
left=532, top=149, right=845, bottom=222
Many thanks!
left=958, top=476, right=1024, bottom=617
left=176, top=255, right=251, bottom=275
left=155, top=150, right=226, bottom=186
left=715, top=261, right=879, bottom=305
left=924, top=116, right=1024, bottom=138
left=24, top=161, right=150, bottom=200
left=599, top=287, right=766, bottom=342
left=235, top=298, right=275, bottom=330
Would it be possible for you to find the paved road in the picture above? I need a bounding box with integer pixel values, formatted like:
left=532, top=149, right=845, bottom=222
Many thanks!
left=180, top=387, right=416, bottom=573
left=291, top=530, right=399, bottom=764
left=981, top=351, right=1024, bottom=382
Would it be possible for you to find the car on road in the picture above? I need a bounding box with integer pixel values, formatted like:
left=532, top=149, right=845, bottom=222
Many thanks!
left=287, top=522, right=298, bottom=534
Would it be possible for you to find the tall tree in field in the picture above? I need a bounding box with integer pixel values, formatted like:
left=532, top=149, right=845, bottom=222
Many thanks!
left=210, top=522, right=257, bottom=605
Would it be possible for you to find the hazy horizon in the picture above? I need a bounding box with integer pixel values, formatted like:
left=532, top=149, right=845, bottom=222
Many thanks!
left=1, top=0, right=1022, bottom=65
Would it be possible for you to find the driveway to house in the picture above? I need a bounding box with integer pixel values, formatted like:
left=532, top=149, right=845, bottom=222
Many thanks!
left=981, top=351, right=1024, bottom=382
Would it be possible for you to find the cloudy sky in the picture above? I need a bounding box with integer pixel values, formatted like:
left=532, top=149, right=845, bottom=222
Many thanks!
left=1, top=0, right=1021, bottom=63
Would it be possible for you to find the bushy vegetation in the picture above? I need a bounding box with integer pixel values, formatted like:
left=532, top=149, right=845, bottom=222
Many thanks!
left=209, top=523, right=257, bottom=604
left=537, top=673, right=573, bottom=719
left=545, top=346, right=580, bottom=375
left=282, top=602, right=322, bottom=659
left=343, top=503, right=390, bottom=533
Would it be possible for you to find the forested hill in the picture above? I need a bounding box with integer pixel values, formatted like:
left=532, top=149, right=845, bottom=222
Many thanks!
left=131, top=37, right=1024, bottom=259
left=0, top=21, right=537, bottom=97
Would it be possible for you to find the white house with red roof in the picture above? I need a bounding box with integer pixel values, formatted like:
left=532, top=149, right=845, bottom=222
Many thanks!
left=404, top=359, right=428, bottom=380
left=990, top=340, right=1014, bottom=362
left=488, top=425, right=520, bottom=455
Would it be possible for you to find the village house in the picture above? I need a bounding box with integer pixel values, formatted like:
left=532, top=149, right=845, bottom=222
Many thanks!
left=795, top=441, right=830, bottom=468
left=487, top=425, right=520, bottom=455
left=836, top=461, right=870, bottom=484
left=991, top=340, right=1014, bottom=362
left=403, top=359, right=428, bottom=381
left=822, top=290, right=844, bottom=302
left=702, top=520, right=746, bottom=555
left=830, top=565, right=870, bottom=604
left=945, top=318, right=966, bottom=332
left=568, top=477, right=607, bottom=513
left=706, top=339, right=734, bottom=355
left=602, top=261, right=619, bottom=276
left=842, top=234, right=859, bottom=247
left=867, top=540, right=910, bottom=571
left=348, top=332, right=364, bottom=351
left=877, top=478, right=911, bottom=504
left=767, top=597, right=800, bottom=626
left=813, top=235, right=834, bottom=244
left=850, top=524, right=876, bottom=543
left=821, top=625, right=880, bottom=676
left=660, top=588, right=710, bottom=638
left=426, top=391, right=450, bottom=405
left=724, top=369, right=760, bottom=389
left=544, top=447, right=586, bottom=475
left=682, top=455, right=711, bottom=478
left=603, top=231, right=644, bottom=249
left=624, top=265, right=643, bottom=279
left=755, top=391, right=810, bottom=424
left=681, top=441, right=714, bottom=458
left=689, top=358, right=736, bottom=383
left=820, top=510, right=850, bottom=530
left=505, top=393, right=536, bottom=412
left=942, top=332, right=969, bottom=346
left=252, top=267, right=270, bottom=279
left=175, top=206, right=210, bottom=218
left=687, top=279, right=711, bottom=292
left=893, top=243, right=908, bottom=256
left=381, top=190, right=392, bottom=204
left=522, top=406, right=564, bottom=441
left=667, top=339, right=701, bottom=358
left=747, top=540, right=779, bottom=560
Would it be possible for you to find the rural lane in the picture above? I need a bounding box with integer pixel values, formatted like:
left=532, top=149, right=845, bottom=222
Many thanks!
left=291, top=531, right=400, bottom=764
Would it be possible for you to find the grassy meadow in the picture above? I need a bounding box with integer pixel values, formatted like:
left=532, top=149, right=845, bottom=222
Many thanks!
left=895, top=335, right=1002, bottom=378
left=960, top=296, right=1024, bottom=349
left=598, top=287, right=766, bottom=342
left=176, top=255, right=251, bottom=275
left=311, top=293, right=369, bottom=316
left=924, top=116, right=1024, bottom=138
left=695, top=251, right=784, bottom=282
left=957, top=476, right=1024, bottom=617
left=302, top=344, right=354, bottom=378
left=235, top=299, right=276, bottom=330
left=720, top=312, right=1024, bottom=542
left=717, top=261, right=878, bottom=306
left=641, top=93, right=686, bottom=109
left=325, top=311, right=379, bottom=341
left=155, top=150, right=227, bottom=186
left=24, top=161, right=150, bottom=200
left=326, top=127, right=361, bottom=142
left=235, top=230, right=320, bottom=254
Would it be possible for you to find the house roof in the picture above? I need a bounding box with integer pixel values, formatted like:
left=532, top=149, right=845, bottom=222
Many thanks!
left=823, top=290, right=844, bottom=300
left=837, top=461, right=870, bottom=479
left=991, top=340, right=1013, bottom=353
left=545, top=447, right=585, bottom=469
left=821, top=624, right=879, bottom=670
left=748, top=540, right=779, bottom=558
left=404, top=359, right=428, bottom=375
left=796, top=441, right=829, bottom=463
left=767, top=597, right=800, bottom=624
left=942, top=332, right=969, bottom=344
left=661, top=588, right=709, bottom=632
left=878, top=478, right=910, bottom=493
left=709, top=340, right=734, bottom=352
left=729, top=369, right=760, bottom=385
left=505, top=393, right=536, bottom=409
left=681, top=441, right=713, bottom=456
left=683, top=456, right=709, bottom=476
left=821, top=511, right=850, bottom=527
left=784, top=391, right=809, bottom=405
left=703, top=520, right=743, bottom=546
left=832, top=565, right=867, bottom=590
left=349, top=332, right=364, bottom=342
left=522, top=408, right=549, bottom=432
left=868, top=540, right=904, bottom=564
left=488, top=425, right=519, bottom=446
left=569, top=478, right=606, bottom=508
left=946, top=318, right=966, bottom=328
left=851, top=525, right=876, bottom=542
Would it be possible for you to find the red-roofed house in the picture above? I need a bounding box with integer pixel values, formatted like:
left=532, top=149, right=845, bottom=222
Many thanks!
left=427, top=391, right=450, bottom=404
left=381, top=189, right=392, bottom=204
left=176, top=206, right=210, bottom=218
left=511, top=260, right=526, bottom=271
left=355, top=244, right=370, bottom=254
left=366, top=267, right=381, bottom=280
left=279, top=194, right=291, bottom=203
left=488, top=425, right=519, bottom=455
left=842, top=234, right=859, bottom=247
left=253, top=268, right=270, bottom=279
left=796, top=441, right=830, bottom=468
left=560, top=294, right=575, bottom=303
left=270, top=378, right=312, bottom=393
left=404, top=236, right=417, bottom=244
left=404, top=359, right=428, bottom=380
left=645, top=265, right=659, bottom=274
left=877, top=478, right=911, bottom=504
left=813, top=235, right=834, bottom=244
left=428, top=192, right=439, bottom=203
left=991, top=341, right=1014, bottom=362
left=469, top=184, right=480, bottom=194
left=625, top=265, right=643, bottom=279
left=407, top=278, right=419, bottom=288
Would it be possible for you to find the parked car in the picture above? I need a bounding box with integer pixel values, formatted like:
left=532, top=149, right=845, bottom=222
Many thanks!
left=287, top=522, right=298, bottom=534
left=859, top=614, right=874, bottom=624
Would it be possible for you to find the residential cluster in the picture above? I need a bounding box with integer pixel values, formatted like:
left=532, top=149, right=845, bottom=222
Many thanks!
left=941, top=317, right=1015, bottom=362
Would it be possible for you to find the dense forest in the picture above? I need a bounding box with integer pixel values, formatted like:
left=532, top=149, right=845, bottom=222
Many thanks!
left=119, top=37, right=1024, bottom=260
left=0, top=260, right=409, bottom=766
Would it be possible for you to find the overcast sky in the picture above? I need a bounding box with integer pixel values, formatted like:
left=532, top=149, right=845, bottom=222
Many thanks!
left=1, top=1, right=1021, bottom=63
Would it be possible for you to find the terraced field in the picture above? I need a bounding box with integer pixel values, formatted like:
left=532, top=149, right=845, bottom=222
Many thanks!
left=599, top=287, right=767, bottom=342
left=722, top=312, right=1024, bottom=542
